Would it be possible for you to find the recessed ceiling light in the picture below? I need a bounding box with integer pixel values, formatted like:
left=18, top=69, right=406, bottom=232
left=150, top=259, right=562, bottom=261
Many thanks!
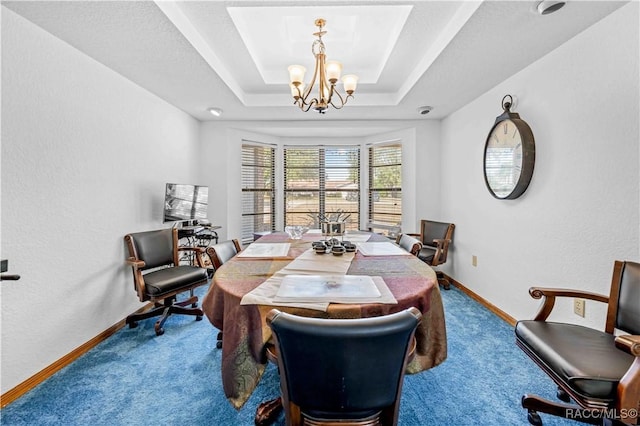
left=207, top=107, right=223, bottom=117
left=537, top=1, right=566, bottom=15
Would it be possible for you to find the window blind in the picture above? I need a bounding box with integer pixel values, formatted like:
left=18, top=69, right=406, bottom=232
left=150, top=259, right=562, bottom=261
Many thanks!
left=241, top=143, right=275, bottom=244
left=368, top=143, right=402, bottom=236
left=284, top=146, right=360, bottom=230
left=484, top=148, right=520, bottom=196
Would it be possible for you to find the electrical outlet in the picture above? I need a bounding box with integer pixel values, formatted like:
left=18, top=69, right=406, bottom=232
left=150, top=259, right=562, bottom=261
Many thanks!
left=472, top=255, right=477, bottom=267
left=574, top=298, right=585, bottom=317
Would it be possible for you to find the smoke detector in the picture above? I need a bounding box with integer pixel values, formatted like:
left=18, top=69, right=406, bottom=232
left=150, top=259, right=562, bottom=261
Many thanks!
left=417, top=106, right=433, bottom=115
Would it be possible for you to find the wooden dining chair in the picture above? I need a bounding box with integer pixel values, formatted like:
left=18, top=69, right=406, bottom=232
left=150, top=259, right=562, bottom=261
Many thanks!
left=265, top=308, right=422, bottom=426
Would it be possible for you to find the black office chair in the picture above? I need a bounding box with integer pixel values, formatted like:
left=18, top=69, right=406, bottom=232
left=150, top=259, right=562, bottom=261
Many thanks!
left=266, top=307, right=422, bottom=426
left=124, top=228, right=208, bottom=336
left=206, top=239, right=242, bottom=270
left=409, top=220, right=455, bottom=289
left=515, top=260, right=640, bottom=425
left=206, top=239, right=242, bottom=348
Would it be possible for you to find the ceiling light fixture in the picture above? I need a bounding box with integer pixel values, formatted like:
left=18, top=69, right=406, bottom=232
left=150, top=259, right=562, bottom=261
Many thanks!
left=207, top=107, right=223, bottom=117
left=288, top=19, right=358, bottom=114
left=537, top=1, right=566, bottom=15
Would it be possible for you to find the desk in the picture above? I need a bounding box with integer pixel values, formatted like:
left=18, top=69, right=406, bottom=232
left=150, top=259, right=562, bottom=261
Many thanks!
left=201, top=231, right=447, bottom=409
left=177, top=225, right=221, bottom=269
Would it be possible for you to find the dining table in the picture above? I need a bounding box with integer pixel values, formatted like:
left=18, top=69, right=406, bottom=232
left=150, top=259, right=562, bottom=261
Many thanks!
left=200, top=230, right=448, bottom=411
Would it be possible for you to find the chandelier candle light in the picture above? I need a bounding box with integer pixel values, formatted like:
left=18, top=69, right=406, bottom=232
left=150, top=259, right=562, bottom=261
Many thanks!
left=288, top=19, right=358, bottom=113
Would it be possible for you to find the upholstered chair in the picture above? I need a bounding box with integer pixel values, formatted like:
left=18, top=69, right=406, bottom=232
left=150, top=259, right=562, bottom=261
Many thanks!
left=396, top=233, right=423, bottom=256
left=515, top=260, right=640, bottom=425
left=124, top=228, right=208, bottom=336
left=266, top=307, right=422, bottom=426
left=409, top=220, right=455, bottom=289
left=206, top=239, right=242, bottom=348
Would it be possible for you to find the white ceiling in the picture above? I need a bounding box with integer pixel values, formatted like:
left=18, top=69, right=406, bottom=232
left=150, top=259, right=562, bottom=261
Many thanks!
left=2, top=0, right=628, bottom=127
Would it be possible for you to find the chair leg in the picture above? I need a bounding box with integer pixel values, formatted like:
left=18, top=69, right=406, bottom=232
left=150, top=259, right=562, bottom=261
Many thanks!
left=557, top=386, right=571, bottom=403
left=175, top=295, right=198, bottom=306
left=254, top=397, right=282, bottom=426
left=436, top=271, right=450, bottom=290
left=169, top=304, right=204, bottom=318
left=154, top=306, right=172, bottom=336
left=126, top=303, right=166, bottom=328
left=155, top=303, right=204, bottom=336
left=189, top=288, right=198, bottom=308
left=521, top=394, right=603, bottom=425
left=179, top=295, right=203, bottom=321
left=527, top=409, right=543, bottom=426
left=129, top=295, right=203, bottom=336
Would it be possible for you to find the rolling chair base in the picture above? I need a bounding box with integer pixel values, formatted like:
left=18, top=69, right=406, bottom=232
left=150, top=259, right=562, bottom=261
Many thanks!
left=126, top=295, right=203, bottom=336
left=522, top=394, right=630, bottom=426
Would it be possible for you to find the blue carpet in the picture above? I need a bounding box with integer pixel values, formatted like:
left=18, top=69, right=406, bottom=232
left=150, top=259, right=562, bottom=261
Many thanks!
left=1, top=285, right=576, bottom=425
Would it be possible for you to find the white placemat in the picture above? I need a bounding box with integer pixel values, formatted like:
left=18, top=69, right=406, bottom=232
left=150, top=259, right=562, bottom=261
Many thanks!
left=274, top=275, right=381, bottom=302
left=236, top=243, right=291, bottom=258
left=342, top=232, right=373, bottom=243
left=241, top=275, right=396, bottom=310
left=356, top=242, right=410, bottom=256
left=240, top=274, right=330, bottom=310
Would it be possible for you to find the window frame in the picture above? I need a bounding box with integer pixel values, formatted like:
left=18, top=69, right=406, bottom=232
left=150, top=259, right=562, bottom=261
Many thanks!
left=241, top=142, right=276, bottom=245
left=368, top=142, right=402, bottom=236
left=283, top=145, right=360, bottom=230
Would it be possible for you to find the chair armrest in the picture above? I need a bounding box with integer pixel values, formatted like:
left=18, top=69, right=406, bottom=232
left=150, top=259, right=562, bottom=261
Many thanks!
left=125, top=257, right=147, bottom=302
left=430, top=238, right=452, bottom=266
left=615, top=334, right=640, bottom=423
left=528, top=287, right=609, bottom=321
left=400, top=233, right=421, bottom=247
left=178, top=246, right=205, bottom=253
left=432, top=238, right=451, bottom=250
left=178, top=246, right=208, bottom=268
left=125, top=257, right=145, bottom=268
left=615, top=335, right=640, bottom=357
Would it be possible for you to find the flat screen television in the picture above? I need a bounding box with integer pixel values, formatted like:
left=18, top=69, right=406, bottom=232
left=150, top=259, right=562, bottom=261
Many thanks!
left=163, top=183, right=209, bottom=223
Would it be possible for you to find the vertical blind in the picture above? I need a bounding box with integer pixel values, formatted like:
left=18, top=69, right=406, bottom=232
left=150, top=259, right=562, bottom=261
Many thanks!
left=368, top=143, right=402, bottom=235
left=241, top=143, right=275, bottom=244
left=283, top=146, right=360, bottom=230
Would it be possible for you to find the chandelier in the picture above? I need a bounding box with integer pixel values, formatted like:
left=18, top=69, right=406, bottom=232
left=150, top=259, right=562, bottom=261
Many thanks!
left=288, top=19, right=359, bottom=114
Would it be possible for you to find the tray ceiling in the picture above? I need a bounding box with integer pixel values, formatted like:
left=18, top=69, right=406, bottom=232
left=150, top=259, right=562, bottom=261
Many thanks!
left=2, top=1, right=628, bottom=123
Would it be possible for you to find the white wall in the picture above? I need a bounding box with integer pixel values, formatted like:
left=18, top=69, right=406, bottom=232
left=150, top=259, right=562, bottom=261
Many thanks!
left=198, top=121, right=440, bottom=241
left=412, top=120, right=442, bottom=224
left=3, top=0, right=638, bottom=399
left=1, top=8, right=201, bottom=393
left=439, top=2, right=639, bottom=327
